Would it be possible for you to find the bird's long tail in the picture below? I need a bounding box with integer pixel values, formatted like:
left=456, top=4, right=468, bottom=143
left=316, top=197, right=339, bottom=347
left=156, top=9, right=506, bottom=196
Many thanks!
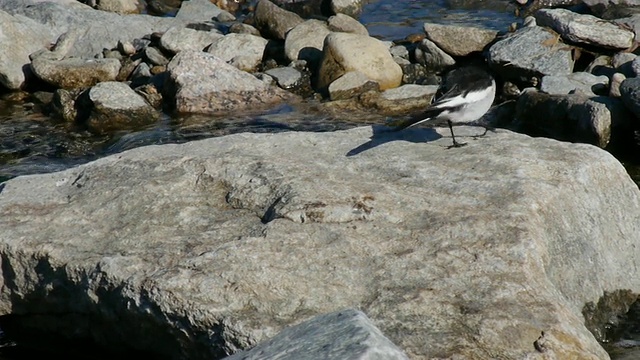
left=387, top=108, right=444, bottom=131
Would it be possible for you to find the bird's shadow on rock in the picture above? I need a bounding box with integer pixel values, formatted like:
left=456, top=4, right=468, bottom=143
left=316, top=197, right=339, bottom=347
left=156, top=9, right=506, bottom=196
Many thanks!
left=346, top=125, right=442, bottom=157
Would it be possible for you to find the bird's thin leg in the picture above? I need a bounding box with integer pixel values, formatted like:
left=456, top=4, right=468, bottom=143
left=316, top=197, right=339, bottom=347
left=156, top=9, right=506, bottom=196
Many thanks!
left=447, top=120, right=467, bottom=148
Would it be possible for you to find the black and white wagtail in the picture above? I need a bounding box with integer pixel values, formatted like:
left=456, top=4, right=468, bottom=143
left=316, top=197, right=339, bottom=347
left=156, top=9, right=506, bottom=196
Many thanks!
left=390, top=66, right=496, bottom=148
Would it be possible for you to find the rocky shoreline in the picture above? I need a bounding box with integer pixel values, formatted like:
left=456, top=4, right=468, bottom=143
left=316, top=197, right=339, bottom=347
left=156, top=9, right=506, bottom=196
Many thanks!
left=1, top=0, right=640, bottom=359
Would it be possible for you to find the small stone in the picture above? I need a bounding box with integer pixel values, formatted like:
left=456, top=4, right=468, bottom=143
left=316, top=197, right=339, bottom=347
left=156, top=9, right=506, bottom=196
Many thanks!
left=328, top=71, right=379, bottom=100
left=160, top=27, right=224, bottom=55
left=612, top=52, right=637, bottom=76
left=145, top=46, right=170, bottom=66
left=215, top=10, right=236, bottom=22
left=264, top=67, right=302, bottom=89
left=535, top=8, right=634, bottom=49
left=610, top=73, right=626, bottom=98
left=327, top=13, right=368, bottom=35
left=117, top=40, right=137, bottom=56
left=228, top=23, right=262, bottom=36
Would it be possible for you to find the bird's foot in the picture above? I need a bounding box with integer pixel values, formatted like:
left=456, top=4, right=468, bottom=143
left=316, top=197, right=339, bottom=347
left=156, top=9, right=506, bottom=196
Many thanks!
left=447, top=140, right=467, bottom=149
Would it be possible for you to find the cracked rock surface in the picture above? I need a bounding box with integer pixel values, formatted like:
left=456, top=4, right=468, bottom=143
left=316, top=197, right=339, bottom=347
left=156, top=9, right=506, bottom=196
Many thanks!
left=1, top=126, right=640, bottom=359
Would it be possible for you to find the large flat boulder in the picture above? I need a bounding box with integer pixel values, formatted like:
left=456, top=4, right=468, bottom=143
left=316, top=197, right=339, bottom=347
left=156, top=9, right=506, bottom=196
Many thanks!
left=1, top=126, right=639, bottom=359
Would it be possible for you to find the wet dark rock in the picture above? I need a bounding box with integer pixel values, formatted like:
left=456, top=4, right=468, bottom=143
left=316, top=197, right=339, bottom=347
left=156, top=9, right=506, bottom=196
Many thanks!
left=254, top=0, right=304, bottom=40
left=583, top=0, right=640, bottom=17
left=400, top=63, right=439, bottom=85
left=116, top=58, right=141, bottom=82
left=414, top=38, right=456, bottom=72
left=51, top=88, right=86, bottom=123
left=134, top=83, right=163, bottom=109
left=144, top=46, right=170, bottom=66
left=228, top=23, right=262, bottom=36
left=514, top=89, right=633, bottom=147
left=619, top=77, right=640, bottom=119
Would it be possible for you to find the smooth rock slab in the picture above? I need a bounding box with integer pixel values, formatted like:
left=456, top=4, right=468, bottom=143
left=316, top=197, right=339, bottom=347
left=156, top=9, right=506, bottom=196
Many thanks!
left=423, top=23, right=498, bottom=57
left=1, top=127, right=639, bottom=359
left=223, top=309, right=409, bottom=360
left=488, top=25, right=574, bottom=79
left=206, top=33, right=269, bottom=72
left=328, top=71, right=379, bottom=100
left=165, top=50, right=294, bottom=114
left=535, top=8, right=635, bottom=49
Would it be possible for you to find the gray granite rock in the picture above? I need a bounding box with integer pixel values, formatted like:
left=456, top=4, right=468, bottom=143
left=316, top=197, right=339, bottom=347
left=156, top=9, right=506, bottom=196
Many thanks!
left=223, top=309, right=408, bottom=360
left=30, top=51, right=121, bottom=89
left=327, top=13, right=368, bottom=35
left=206, top=33, right=269, bottom=72
left=5, top=1, right=189, bottom=58
left=423, top=23, right=498, bottom=57
left=488, top=26, right=574, bottom=80
left=318, top=32, right=402, bottom=91
left=254, top=0, right=304, bottom=40
left=330, top=0, right=362, bottom=17
left=144, top=46, right=170, bottom=66
left=160, top=27, right=224, bottom=54
left=359, top=84, right=439, bottom=114
left=228, top=23, right=262, bottom=36
left=165, top=50, right=295, bottom=113
left=284, top=19, right=332, bottom=65
left=535, top=8, right=634, bottom=49
left=414, top=38, right=456, bottom=72
left=174, top=0, right=224, bottom=22
left=1, top=126, right=638, bottom=359
left=540, top=72, right=609, bottom=96
left=264, top=67, right=302, bottom=89
left=87, top=81, right=159, bottom=134
left=0, top=9, right=53, bottom=90
left=95, top=0, right=140, bottom=14
left=612, top=52, right=637, bottom=77
left=327, top=71, right=379, bottom=100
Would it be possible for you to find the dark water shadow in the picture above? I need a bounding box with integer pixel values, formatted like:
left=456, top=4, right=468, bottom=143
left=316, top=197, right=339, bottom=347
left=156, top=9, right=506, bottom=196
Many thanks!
left=346, top=125, right=442, bottom=157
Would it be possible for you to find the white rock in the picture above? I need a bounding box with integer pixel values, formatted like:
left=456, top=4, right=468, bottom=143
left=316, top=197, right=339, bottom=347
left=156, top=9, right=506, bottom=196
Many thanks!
left=160, top=26, right=223, bottom=54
